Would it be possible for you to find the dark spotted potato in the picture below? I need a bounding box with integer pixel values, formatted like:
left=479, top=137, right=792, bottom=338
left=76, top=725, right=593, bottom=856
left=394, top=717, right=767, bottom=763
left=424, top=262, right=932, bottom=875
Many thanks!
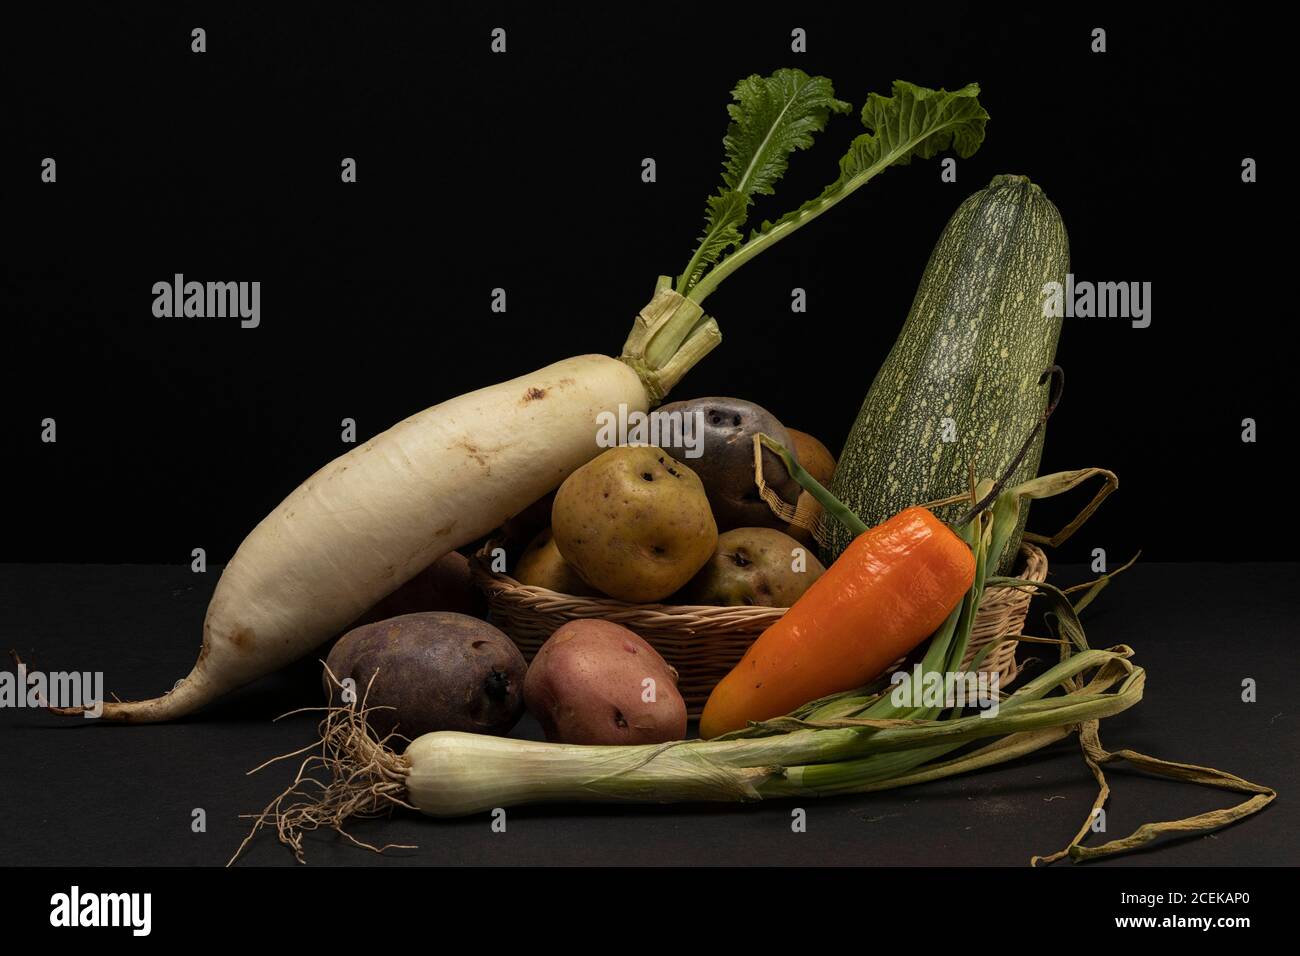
left=324, top=612, right=526, bottom=739
left=655, top=397, right=801, bottom=530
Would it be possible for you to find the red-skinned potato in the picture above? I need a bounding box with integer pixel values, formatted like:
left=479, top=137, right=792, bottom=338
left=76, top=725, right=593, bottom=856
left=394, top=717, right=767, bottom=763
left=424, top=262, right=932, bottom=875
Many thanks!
left=786, top=429, right=836, bottom=485
left=783, top=429, right=837, bottom=547
left=523, top=620, right=687, bottom=745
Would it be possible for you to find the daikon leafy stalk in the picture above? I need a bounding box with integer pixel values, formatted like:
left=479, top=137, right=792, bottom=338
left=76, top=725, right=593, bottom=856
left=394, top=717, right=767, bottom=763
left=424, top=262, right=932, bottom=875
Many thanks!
left=676, top=69, right=851, bottom=295
left=636, top=75, right=988, bottom=374
left=684, top=79, right=990, bottom=303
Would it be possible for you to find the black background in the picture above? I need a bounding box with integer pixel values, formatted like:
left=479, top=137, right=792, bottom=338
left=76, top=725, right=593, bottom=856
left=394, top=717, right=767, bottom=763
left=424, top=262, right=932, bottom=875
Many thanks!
left=1, top=4, right=1297, bottom=885
left=2, top=5, right=1293, bottom=564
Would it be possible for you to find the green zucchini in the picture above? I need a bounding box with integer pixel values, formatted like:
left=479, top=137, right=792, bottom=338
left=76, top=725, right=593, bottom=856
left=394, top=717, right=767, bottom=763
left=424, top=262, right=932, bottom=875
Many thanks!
left=827, top=174, right=1068, bottom=572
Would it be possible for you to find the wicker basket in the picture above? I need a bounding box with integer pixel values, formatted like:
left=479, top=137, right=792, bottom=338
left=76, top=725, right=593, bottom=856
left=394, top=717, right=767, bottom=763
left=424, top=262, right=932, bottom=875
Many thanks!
left=473, top=541, right=1047, bottom=717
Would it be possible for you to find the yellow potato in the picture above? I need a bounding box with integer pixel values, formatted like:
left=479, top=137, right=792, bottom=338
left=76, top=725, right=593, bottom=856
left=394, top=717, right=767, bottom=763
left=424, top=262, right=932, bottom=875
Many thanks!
left=552, top=446, right=718, bottom=603
left=678, top=527, right=825, bottom=607
left=514, top=528, right=600, bottom=596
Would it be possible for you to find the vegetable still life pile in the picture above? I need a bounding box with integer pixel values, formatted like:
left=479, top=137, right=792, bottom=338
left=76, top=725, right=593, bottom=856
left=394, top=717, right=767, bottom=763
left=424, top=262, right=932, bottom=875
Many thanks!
left=51, top=70, right=1275, bottom=864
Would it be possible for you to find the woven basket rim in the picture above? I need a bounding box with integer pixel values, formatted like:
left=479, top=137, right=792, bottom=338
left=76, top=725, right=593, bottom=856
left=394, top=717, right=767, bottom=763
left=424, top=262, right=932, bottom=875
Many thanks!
left=472, top=538, right=1048, bottom=617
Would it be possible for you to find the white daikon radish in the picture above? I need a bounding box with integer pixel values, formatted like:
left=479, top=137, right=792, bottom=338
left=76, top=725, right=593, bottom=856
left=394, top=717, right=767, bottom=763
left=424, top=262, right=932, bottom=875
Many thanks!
left=66, top=292, right=713, bottom=722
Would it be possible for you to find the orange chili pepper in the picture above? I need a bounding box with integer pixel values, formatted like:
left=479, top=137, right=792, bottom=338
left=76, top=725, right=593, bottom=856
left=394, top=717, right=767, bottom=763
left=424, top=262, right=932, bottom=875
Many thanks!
left=699, top=506, right=975, bottom=739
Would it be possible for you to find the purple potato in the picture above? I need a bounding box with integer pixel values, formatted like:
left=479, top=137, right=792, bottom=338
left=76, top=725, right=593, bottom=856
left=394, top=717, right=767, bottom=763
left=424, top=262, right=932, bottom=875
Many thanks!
left=655, top=397, right=801, bottom=530
left=324, top=612, right=525, bottom=739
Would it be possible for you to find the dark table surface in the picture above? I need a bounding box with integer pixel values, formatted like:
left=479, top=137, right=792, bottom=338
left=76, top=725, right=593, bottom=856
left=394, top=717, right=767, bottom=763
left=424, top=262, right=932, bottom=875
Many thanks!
left=1, top=561, right=1296, bottom=867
